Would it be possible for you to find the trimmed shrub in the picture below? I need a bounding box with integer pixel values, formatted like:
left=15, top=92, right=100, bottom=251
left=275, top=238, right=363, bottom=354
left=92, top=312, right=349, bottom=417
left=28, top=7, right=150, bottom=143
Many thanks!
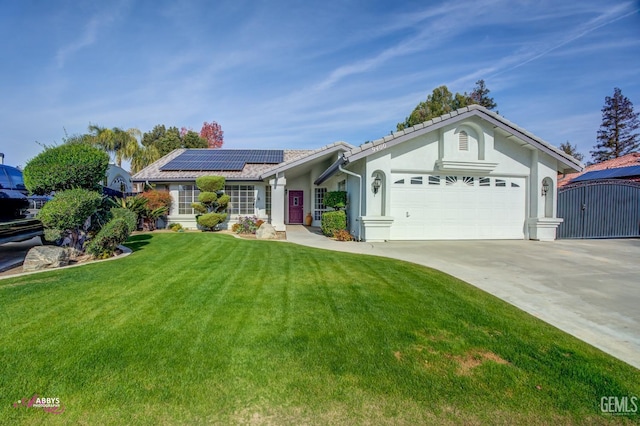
left=321, top=210, right=347, bottom=237
left=37, top=189, right=103, bottom=233
left=43, top=229, right=63, bottom=244
left=191, top=203, right=208, bottom=214
left=168, top=223, right=183, bottom=232
left=197, top=212, right=227, bottom=230
left=193, top=175, right=229, bottom=231
left=23, top=144, right=109, bottom=195
left=137, top=190, right=172, bottom=211
left=195, top=176, right=225, bottom=193
left=85, top=217, right=131, bottom=258
left=198, top=192, right=218, bottom=204
left=333, top=229, right=354, bottom=241
left=323, top=191, right=347, bottom=210
left=111, top=208, right=137, bottom=233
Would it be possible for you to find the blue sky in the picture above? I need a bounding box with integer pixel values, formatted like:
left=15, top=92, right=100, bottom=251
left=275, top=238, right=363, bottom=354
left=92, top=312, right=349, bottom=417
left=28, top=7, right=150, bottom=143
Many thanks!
left=1, top=0, right=639, bottom=169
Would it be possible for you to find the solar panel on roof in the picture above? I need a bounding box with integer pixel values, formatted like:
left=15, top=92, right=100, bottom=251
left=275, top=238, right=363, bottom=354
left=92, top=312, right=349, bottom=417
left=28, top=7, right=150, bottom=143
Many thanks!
left=571, top=165, right=640, bottom=183
left=160, top=149, right=284, bottom=171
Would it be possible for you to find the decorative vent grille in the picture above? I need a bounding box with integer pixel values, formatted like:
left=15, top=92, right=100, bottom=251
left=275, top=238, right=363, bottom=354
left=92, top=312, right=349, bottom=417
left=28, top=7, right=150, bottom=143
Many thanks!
left=459, top=131, right=469, bottom=151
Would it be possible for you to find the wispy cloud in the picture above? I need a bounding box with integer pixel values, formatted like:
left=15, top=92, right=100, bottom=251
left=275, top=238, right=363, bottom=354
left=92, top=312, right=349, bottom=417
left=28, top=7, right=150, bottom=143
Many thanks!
left=313, top=0, right=502, bottom=91
left=54, top=1, right=131, bottom=68
left=448, top=2, right=640, bottom=88
left=55, top=17, right=102, bottom=68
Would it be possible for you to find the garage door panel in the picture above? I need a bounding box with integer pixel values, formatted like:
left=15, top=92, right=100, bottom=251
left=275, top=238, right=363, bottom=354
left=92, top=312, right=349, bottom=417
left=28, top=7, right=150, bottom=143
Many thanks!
left=390, top=175, right=526, bottom=240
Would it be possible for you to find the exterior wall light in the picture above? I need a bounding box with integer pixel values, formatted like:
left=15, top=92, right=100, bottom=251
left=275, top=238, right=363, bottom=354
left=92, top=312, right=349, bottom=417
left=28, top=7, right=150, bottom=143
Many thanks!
left=541, top=180, right=550, bottom=196
left=372, top=176, right=382, bottom=194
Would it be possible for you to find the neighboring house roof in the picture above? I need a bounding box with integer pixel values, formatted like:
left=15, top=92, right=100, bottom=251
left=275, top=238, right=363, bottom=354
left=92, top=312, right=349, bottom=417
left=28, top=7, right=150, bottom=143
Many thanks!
left=557, top=152, right=640, bottom=187
left=570, top=165, right=640, bottom=183
left=316, top=105, right=584, bottom=185
left=132, top=142, right=354, bottom=182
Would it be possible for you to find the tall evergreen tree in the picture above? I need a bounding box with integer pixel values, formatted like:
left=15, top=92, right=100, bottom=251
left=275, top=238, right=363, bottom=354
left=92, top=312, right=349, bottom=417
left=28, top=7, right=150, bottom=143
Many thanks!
left=559, top=141, right=584, bottom=162
left=396, top=80, right=497, bottom=131
left=591, top=87, right=640, bottom=163
left=469, top=79, right=497, bottom=110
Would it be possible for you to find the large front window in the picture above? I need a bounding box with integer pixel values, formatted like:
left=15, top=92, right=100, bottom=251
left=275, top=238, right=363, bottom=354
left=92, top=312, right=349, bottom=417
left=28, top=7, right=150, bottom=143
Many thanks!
left=178, top=185, right=200, bottom=214
left=225, top=185, right=255, bottom=215
left=314, top=187, right=328, bottom=220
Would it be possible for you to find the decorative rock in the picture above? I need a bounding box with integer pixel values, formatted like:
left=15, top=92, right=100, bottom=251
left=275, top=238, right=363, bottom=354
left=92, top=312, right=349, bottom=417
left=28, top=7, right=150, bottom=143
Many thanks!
left=23, top=246, right=71, bottom=272
left=256, top=223, right=277, bottom=240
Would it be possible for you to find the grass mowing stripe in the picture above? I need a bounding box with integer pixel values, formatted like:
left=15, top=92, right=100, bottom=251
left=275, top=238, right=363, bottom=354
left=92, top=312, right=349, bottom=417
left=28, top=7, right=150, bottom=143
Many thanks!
left=1, top=233, right=638, bottom=425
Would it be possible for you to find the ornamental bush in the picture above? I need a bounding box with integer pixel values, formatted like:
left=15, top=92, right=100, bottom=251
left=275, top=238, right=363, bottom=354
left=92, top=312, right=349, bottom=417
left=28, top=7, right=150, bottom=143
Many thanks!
left=333, top=229, right=354, bottom=241
left=37, top=189, right=102, bottom=234
left=37, top=189, right=103, bottom=249
left=321, top=210, right=347, bottom=237
left=197, top=212, right=228, bottom=230
left=195, top=176, right=225, bottom=193
left=137, top=189, right=172, bottom=211
left=192, top=175, right=229, bottom=231
left=168, top=223, right=183, bottom=232
left=323, top=191, right=347, bottom=210
left=235, top=216, right=261, bottom=234
left=85, top=217, right=131, bottom=258
left=110, top=207, right=137, bottom=234
left=23, top=143, right=109, bottom=195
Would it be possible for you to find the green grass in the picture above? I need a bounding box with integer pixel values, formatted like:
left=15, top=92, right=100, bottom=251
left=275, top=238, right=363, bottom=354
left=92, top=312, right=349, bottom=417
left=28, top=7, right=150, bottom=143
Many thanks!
left=1, top=233, right=638, bottom=425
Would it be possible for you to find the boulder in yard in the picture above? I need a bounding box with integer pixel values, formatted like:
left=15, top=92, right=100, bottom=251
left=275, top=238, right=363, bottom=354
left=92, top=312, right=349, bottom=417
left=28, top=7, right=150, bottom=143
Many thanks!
left=23, top=246, right=71, bottom=272
left=256, top=223, right=277, bottom=240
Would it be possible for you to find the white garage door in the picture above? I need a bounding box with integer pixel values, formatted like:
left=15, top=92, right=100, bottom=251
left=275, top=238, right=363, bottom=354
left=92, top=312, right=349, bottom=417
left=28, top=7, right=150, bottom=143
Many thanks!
left=389, top=174, right=526, bottom=240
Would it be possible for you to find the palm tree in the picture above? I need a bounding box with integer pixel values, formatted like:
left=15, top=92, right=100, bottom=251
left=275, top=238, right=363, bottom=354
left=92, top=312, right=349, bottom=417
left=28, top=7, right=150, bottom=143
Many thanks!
left=87, top=125, right=142, bottom=167
left=130, top=144, right=161, bottom=174
left=113, top=128, right=141, bottom=167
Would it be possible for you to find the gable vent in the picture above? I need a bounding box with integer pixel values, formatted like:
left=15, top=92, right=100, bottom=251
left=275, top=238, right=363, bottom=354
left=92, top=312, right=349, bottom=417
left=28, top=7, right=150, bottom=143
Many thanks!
left=458, top=131, right=469, bottom=151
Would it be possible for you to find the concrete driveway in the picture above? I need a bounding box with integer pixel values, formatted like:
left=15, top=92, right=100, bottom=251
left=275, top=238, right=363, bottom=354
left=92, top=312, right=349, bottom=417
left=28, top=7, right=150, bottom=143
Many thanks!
left=286, top=226, right=640, bottom=369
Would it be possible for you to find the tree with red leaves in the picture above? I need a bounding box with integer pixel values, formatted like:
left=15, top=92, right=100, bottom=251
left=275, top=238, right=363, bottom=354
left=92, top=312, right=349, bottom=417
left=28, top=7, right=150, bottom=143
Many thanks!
left=200, top=121, right=224, bottom=148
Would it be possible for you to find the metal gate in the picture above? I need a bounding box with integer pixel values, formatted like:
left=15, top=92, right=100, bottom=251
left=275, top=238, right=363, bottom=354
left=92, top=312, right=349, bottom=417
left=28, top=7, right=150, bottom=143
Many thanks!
left=557, top=180, right=640, bottom=239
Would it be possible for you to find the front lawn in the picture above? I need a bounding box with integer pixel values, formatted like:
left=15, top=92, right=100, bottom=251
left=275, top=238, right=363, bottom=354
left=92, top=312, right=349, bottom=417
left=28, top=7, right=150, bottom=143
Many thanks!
left=1, top=233, right=638, bottom=425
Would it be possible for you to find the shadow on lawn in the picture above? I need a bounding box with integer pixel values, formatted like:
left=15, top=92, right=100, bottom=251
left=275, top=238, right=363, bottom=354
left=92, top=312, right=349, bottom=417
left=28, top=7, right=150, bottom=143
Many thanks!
left=125, top=234, right=153, bottom=252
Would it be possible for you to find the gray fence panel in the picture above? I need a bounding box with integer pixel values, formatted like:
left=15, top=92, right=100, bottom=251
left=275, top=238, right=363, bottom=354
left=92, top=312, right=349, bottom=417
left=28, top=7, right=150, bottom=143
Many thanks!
left=557, top=180, right=640, bottom=239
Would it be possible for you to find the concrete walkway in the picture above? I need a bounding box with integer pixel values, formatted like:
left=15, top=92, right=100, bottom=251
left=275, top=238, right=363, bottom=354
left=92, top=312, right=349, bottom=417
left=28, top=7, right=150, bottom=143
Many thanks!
left=286, top=225, right=640, bottom=369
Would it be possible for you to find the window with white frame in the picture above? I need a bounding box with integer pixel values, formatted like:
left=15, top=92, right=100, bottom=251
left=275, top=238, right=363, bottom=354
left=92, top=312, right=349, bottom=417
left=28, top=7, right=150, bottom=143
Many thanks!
left=314, top=187, right=328, bottom=220
left=265, top=184, right=272, bottom=220
left=178, top=185, right=200, bottom=214
left=225, top=185, right=255, bottom=215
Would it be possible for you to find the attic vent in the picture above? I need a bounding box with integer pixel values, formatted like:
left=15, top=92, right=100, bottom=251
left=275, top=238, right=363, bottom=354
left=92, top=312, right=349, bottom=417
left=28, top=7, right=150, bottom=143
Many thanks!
left=458, top=131, right=469, bottom=151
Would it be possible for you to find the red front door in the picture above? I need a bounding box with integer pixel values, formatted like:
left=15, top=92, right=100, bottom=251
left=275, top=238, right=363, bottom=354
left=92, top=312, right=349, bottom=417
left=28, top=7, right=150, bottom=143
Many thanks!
left=288, top=190, right=304, bottom=224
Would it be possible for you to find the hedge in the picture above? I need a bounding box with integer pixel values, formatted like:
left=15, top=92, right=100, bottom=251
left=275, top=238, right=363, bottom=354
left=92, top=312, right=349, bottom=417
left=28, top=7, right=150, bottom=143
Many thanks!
left=110, top=207, right=138, bottom=233
left=85, top=217, right=131, bottom=258
left=321, top=210, right=347, bottom=237
left=23, top=143, right=109, bottom=195
left=37, top=189, right=103, bottom=232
